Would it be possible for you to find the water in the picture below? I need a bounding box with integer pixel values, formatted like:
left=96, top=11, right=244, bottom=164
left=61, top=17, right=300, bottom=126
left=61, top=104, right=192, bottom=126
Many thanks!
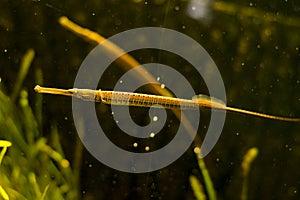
left=1, top=0, right=300, bottom=199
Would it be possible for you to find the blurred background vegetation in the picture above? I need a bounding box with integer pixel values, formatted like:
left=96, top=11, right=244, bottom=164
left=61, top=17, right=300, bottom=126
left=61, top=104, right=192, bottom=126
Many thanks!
left=0, top=0, right=300, bottom=199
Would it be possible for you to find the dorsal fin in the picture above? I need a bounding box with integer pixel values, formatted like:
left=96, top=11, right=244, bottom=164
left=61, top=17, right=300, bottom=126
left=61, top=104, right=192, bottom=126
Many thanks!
left=192, top=94, right=226, bottom=108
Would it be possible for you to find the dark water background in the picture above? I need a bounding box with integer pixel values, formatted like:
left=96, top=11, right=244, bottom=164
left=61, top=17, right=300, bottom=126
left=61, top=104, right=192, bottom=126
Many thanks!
left=1, top=0, right=300, bottom=199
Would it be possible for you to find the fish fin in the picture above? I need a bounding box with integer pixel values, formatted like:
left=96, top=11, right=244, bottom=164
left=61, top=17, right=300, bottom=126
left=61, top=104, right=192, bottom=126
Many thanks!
left=192, top=94, right=226, bottom=108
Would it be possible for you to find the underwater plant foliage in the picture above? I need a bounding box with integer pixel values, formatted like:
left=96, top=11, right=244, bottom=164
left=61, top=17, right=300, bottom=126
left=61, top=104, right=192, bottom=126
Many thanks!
left=0, top=51, right=79, bottom=199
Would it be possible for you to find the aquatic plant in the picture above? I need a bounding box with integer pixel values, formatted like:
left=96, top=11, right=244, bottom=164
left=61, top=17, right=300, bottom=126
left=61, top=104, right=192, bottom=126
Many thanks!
left=0, top=140, right=12, bottom=200
left=0, top=49, right=79, bottom=199
left=190, top=147, right=259, bottom=200
left=241, top=147, right=259, bottom=200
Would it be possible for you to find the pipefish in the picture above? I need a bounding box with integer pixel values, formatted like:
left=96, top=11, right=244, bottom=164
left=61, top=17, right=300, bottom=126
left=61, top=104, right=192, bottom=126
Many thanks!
left=34, top=85, right=300, bottom=122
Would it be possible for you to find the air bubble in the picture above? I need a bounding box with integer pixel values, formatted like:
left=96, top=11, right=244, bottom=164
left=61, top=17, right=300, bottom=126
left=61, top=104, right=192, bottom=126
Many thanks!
left=150, top=132, right=155, bottom=138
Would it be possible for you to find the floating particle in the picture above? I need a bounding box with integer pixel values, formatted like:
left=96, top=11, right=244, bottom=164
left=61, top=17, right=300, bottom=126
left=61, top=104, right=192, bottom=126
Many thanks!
left=149, top=132, right=155, bottom=138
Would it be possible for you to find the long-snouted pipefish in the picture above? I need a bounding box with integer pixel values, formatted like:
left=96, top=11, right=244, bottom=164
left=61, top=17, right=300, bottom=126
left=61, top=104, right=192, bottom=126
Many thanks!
left=34, top=85, right=300, bottom=122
